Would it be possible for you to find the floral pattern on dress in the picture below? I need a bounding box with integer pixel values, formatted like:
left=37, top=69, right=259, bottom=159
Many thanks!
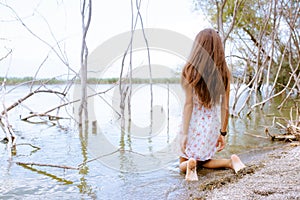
left=180, top=94, right=220, bottom=161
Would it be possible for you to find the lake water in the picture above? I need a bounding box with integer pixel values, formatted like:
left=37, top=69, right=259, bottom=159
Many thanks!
left=0, top=84, right=294, bottom=199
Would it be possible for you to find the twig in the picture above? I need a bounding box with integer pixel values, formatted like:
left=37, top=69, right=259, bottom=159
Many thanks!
left=21, top=113, right=69, bottom=121
left=277, top=76, right=300, bottom=109
left=276, top=122, right=287, bottom=129
left=17, top=143, right=41, bottom=150
left=77, top=148, right=146, bottom=167
left=78, top=148, right=120, bottom=167
left=16, top=161, right=79, bottom=170
left=0, top=2, right=77, bottom=74
left=290, top=125, right=300, bottom=131
left=0, top=48, right=12, bottom=62
left=18, top=164, right=74, bottom=184
left=244, top=132, right=268, bottom=139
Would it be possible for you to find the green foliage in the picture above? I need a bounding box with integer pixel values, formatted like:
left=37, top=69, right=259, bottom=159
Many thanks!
left=0, top=77, right=65, bottom=85
left=0, top=77, right=180, bottom=85
left=194, top=0, right=273, bottom=37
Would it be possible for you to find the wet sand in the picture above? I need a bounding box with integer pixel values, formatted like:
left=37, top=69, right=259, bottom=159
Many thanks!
left=168, top=144, right=300, bottom=200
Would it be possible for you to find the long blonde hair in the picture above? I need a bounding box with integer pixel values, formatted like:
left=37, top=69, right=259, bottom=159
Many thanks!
left=181, top=28, right=230, bottom=108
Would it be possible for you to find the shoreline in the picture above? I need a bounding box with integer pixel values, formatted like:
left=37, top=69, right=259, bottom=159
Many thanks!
left=193, top=144, right=300, bottom=200
left=168, top=143, right=300, bottom=200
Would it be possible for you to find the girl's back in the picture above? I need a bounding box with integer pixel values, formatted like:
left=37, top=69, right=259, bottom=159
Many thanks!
left=182, top=90, right=220, bottom=161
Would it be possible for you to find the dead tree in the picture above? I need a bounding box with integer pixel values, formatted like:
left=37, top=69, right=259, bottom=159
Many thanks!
left=78, top=0, right=92, bottom=126
left=119, top=0, right=153, bottom=130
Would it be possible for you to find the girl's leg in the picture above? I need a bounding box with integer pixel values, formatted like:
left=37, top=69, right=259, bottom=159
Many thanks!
left=179, top=157, right=188, bottom=172
left=202, top=154, right=246, bottom=173
left=179, top=157, right=198, bottom=181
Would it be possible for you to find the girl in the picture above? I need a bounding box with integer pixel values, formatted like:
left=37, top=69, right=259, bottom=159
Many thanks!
left=179, top=28, right=245, bottom=181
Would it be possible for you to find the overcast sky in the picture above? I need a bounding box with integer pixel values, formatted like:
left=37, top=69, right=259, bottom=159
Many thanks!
left=0, top=0, right=210, bottom=78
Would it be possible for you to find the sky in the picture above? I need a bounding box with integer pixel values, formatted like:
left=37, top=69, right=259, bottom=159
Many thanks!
left=0, top=0, right=211, bottom=79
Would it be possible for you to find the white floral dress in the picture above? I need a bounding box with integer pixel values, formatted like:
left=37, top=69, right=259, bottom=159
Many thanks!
left=180, top=94, right=221, bottom=161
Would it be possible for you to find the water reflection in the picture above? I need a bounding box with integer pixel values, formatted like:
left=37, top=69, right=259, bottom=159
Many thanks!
left=119, top=124, right=134, bottom=173
left=18, top=164, right=73, bottom=185
left=78, top=122, right=96, bottom=199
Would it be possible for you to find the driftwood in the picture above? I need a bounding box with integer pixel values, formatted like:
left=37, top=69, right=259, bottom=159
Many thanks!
left=265, top=128, right=299, bottom=142
left=267, top=133, right=297, bottom=141
left=266, top=105, right=300, bottom=142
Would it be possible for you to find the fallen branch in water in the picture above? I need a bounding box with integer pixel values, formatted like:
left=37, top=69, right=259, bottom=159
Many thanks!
left=266, top=105, right=300, bottom=142
left=20, top=83, right=120, bottom=123
left=267, top=133, right=297, bottom=141
left=265, top=127, right=297, bottom=142
left=287, top=105, right=300, bottom=136
left=244, top=132, right=268, bottom=139
left=78, top=148, right=120, bottom=167
left=77, top=148, right=146, bottom=168
left=21, top=113, right=69, bottom=121
left=0, top=81, right=17, bottom=150
left=19, top=164, right=74, bottom=184
left=1, top=89, right=66, bottom=116
left=16, top=161, right=79, bottom=170
left=16, top=143, right=41, bottom=150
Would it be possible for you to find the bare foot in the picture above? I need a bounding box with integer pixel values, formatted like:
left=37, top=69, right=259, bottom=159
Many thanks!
left=231, top=154, right=246, bottom=173
left=185, top=158, right=198, bottom=181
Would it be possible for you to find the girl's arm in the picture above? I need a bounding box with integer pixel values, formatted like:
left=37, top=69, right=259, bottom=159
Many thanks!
left=217, top=79, right=230, bottom=152
left=180, top=85, right=193, bottom=153
left=221, top=80, right=230, bottom=133
left=182, top=85, right=193, bottom=136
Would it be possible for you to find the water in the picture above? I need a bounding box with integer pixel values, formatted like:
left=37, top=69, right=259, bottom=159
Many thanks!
left=0, top=84, right=295, bottom=199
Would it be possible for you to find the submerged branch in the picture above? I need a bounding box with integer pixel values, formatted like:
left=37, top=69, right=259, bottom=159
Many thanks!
left=21, top=113, right=69, bottom=121
left=78, top=148, right=120, bottom=167
left=244, top=132, right=268, bottom=139
left=77, top=148, right=146, bottom=168
left=17, top=143, right=41, bottom=150
left=16, top=161, right=79, bottom=170
left=18, top=164, right=74, bottom=184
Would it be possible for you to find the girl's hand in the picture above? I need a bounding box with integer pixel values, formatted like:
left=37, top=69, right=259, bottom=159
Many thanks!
left=216, top=134, right=226, bottom=152
left=180, top=134, right=188, bottom=154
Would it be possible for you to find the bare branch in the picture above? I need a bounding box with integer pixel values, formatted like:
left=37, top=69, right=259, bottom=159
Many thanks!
left=249, top=61, right=299, bottom=111
left=1, top=89, right=66, bottom=116
left=0, top=2, right=77, bottom=75
left=0, top=48, right=12, bottom=62
left=16, top=161, right=79, bottom=170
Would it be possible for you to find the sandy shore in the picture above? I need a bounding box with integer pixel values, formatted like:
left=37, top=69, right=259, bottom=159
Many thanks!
left=166, top=144, right=300, bottom=200
left=195, top=144, right=300, bottom=200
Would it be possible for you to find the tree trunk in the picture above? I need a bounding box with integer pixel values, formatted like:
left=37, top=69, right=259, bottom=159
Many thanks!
left=79, top=0, right=92, bottom=126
